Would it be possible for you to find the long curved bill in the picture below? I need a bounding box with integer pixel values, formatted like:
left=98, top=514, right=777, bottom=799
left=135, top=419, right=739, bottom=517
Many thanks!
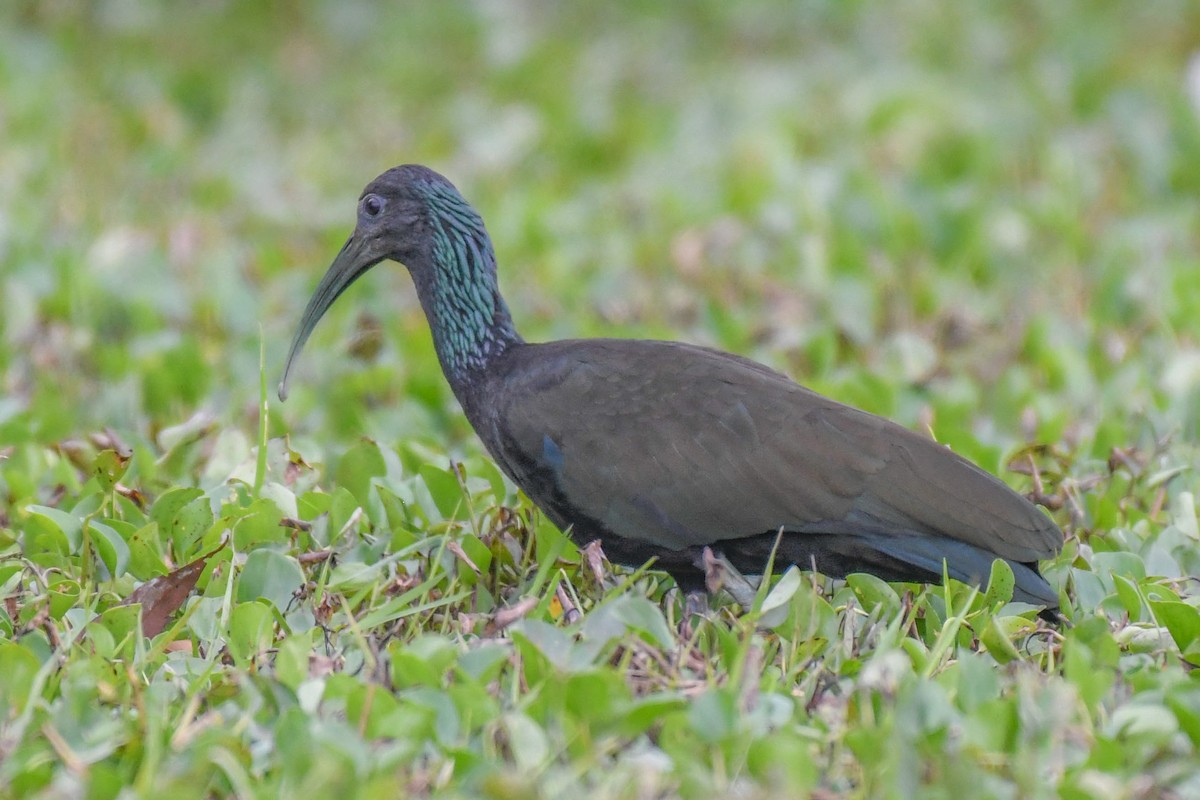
left=278, top=235, right=384, bottom=401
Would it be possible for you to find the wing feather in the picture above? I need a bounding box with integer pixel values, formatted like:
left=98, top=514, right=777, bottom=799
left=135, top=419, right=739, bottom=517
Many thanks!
left=487, top=339, right=1059, bottom=561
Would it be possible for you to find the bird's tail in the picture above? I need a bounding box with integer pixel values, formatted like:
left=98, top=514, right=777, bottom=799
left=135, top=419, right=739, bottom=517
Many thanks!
left=721, top=529, right=1059, bottom=611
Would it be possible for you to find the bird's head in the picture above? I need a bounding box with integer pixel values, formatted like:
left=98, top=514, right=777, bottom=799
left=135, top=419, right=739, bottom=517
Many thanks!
left=278, top=165, right=470, bottom=400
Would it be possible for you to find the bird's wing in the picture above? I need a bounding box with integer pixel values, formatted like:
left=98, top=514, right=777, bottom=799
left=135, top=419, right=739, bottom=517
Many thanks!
left=490, top=339, right=1060, bottom=562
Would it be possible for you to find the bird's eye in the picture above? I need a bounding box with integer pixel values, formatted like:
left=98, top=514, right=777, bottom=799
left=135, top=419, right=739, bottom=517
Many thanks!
left=362, top=194, right=384, bottom=218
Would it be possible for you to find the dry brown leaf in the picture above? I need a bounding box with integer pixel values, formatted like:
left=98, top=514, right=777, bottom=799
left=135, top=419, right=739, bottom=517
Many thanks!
left=122, top=543, right=226, bottom=637
left=446, top=539, right=480, bottom=574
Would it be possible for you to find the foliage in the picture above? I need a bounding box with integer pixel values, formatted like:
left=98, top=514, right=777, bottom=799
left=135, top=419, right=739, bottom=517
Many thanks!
left=2, top=2, right=1200, bottom=797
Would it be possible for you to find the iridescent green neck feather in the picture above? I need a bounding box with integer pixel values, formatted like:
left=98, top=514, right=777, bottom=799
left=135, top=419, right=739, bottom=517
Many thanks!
left=418, top=181, right=522, bottom=381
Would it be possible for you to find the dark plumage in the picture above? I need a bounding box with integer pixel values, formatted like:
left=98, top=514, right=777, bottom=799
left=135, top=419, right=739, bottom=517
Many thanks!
left=281, top=165, right=1063, bottom=610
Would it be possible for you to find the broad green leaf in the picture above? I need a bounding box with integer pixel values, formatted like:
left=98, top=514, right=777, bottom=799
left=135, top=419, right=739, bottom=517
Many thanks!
left=563, top=670, right=626, bottom=727
left=616, top=695, right=688, bottom=737
left=0, top=642, right=41, bottom=717
left=511, top=621, right=574, bottom=676
left=92, top=449, right=130, bottom=493
left=169, top=496, right=214, bottom=559
left=1150, top=601, right=1200, bottom=661
left=759, top=566, right=803, bottom=628
left=327, top=487, right=363, bottom=545
left=846, top=572, right=900, bottom=614
left=745, top=731, right=819, bottom=790
left=418, top=464, right=465, bottom=520
left=228, top=600, right=276, bottom=662
left=149, top=487, right=205, bottom=531
left=274, top=633, right=313, bottom=692
left=581, top=594, right=674, bottom=652
left=1167, top=684, right=1200, bottom=748
left=127, top=522, right=168, bottom=580
left=238, top=549, right=305, bottom=613
left=475, top=458, right=509, bottom=502
left=689, top=688, right=737, bottom=744
left=983, top=558, right=1015, bottom=609
left=334, top=439, right=387, bottom=507
left=390, top=634, right=460, bottom=690
left=297, top=490, right=332, bottom=520
left=979, top=615, right=1026, bottom=664
left=92, top=605, right=140, bottom=658
left=25, top=505, right=83, bottom=553
left=1112, top=574, right=1144, bottom=618
left=233, top=500, right=290, bottom=550
left=954, top=651, right=999, bottom=712
left=456, top=643, right=510, bottom=683
left=87, top=520, right=131, bottom=578
left=502, top=713, right=549, bottom=773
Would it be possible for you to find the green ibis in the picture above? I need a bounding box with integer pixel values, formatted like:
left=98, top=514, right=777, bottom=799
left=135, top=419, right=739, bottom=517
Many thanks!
left=280, top=165, right=1062, bottom=612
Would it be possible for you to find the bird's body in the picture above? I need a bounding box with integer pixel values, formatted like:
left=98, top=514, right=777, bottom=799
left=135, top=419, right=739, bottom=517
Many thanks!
left=281, top=165, right=1063, bottom=611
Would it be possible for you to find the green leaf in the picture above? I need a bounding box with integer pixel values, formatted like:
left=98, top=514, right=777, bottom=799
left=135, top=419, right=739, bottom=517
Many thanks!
left=92, top=605, right=141, bottom=658
left=170, top=496, right=214, bottom=560
left=456, top=643, right=510, bottom=683
left=1149, top=600, right=1200, bottom=661
left=846, top=572, right=900, bottom=614
left=47, top=578, right=80, bottom=619
left=25, top=505, right=83, bottom=553
left=297, top=490, right=332, bottom=520
left=238, top=550, right=306, bottom=613
left=1112, top=574, right=1144, bottom=618
left=978, top=615, right=1028, bottom=665
left=150, top=487, right=205, bottom=532
left=390, top=636, right=458, bottom=690
left=1063, top=621, right=1118, bottom=710
left=233, top=500, right=290, bottom=550
left=92, top=449, right=130, bottom=493
left=954, top=651, right=999, bottom=712
left=0, top=642, right=41, bottom=718
left=475, top=458, right=509, bottom=501
left=511, top=621, right=574, bottom=675
left=616, top=695, right=688, bottom=737
left=759, top=566, right=803, bottom=628
left=334, top=439, right=387, bottom=507
left=502, top=713, right=549, bottom=773
left=327, top=487, right=363, bottom=545
left=983, top=558, right=1015, bottom=609
left=563, top=670, right=626, bottom=727
left=275, top=634, right=313, bottom=692
left=228, top=600, right=276, bottom=662
left=1091, top=551, right=1147, bottom=583
left=1167, top=683, right=1200, bottom=748
left=87, top=519, right=131, bottom=577
left=127, top=521, right=168, bottom=580
left=418, top=464, right=465, bottom=520
left=745, top=731, right=818, bottom=790
left=689, top=688, right=737, bottom=744
left=582, top=594, right=674, bottom=651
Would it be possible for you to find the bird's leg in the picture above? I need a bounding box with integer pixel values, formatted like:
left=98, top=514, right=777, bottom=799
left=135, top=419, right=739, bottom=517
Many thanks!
left=679, top=590, right=710, bottom=640
left=555, top=583, right=582, bottom=624
left=582, top=540, right=610, bottom=588
left=702, top=546, right=760, bottom=609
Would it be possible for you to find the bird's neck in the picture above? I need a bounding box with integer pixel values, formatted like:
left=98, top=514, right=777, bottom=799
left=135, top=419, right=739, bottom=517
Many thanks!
left=414, top=196, right=523, bottom=390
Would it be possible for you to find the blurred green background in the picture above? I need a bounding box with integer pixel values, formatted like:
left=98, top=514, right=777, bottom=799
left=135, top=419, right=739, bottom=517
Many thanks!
left=5, top=3, right=1200, bottom=797
left=3, top=1, right=1198, bottom=468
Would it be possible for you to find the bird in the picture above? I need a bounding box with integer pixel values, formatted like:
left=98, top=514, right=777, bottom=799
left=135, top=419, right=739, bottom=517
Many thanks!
left=279, top=164, right=1063, bottom=613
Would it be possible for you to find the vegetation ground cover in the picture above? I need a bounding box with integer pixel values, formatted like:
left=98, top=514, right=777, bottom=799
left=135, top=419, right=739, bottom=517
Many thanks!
left=2, top=3, right=1200, bottom=797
